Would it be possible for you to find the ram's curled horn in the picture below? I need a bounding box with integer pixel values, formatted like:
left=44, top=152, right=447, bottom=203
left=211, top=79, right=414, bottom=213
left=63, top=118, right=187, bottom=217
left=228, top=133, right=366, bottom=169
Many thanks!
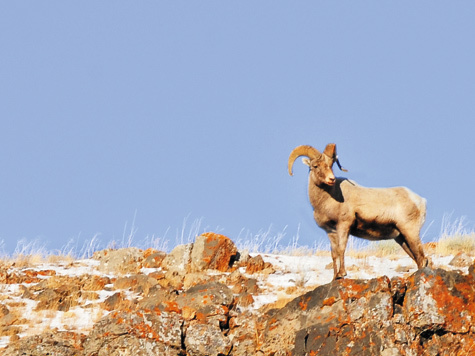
left=288, top=145, right=321, bottom=176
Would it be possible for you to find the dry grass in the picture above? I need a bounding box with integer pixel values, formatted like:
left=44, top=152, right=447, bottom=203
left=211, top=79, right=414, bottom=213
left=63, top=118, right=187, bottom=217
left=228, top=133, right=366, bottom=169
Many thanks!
left=0, top=252, right=76, bottom=269
left=345, top=238, right=404, bottom=260
left=9, top=254, right=45, bottom=268
left=433, top=215, right=475, bottom=255
left=344, top=233, right=475, bottom=260
left=435, top=233, right=475, bottom=256
left=341, top=215, right=475, bottom=259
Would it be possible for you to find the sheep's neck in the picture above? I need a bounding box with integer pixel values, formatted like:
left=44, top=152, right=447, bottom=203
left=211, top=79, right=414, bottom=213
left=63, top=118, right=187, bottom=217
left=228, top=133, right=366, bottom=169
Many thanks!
left=309, top=180, right=344, bottom=206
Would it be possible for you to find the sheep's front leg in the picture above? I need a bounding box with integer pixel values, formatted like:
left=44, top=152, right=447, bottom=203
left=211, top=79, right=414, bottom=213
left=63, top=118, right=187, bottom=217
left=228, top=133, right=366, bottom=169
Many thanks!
left=328, top=229, right=349, bottom=280
left=336, top=224, right=350, bottom=278
left=328, top=232, right=340, bottom=280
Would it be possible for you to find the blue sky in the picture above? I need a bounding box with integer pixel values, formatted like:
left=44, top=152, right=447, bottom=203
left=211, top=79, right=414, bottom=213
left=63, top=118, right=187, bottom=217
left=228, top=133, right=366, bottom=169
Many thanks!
left=1, top=2, right=474, bottom=253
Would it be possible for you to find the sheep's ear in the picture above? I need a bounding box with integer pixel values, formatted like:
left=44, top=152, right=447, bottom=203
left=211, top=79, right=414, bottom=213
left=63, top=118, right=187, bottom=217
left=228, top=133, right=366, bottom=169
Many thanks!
left=323, top=143, right=337, bottom=159
left=302, top=158, right=311, bottom=167
left=324, top=143, right=348, bottom=171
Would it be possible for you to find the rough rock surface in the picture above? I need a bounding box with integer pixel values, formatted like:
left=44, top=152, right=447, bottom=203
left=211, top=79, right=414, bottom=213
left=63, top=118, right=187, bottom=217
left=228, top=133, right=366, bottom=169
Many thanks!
left=185, top=322, right=232, bottom=356
left=83, top=309, right=184, bottom=355
left=258, top=267, right=475, bottom=356
left=246, top=254, right=274, bottom=274
left=190, top=232, right=238, bottom=272
left=2, top=331, right=85, bottom=356
left=449, top=251, right=473, bottom=267
left=404, top=267, right=475, bottom=333
left=2, top=233, right=475, bottom=355
left=260, top=276, right=393, bottom=355
left=93, top=247, right=144, bottom=274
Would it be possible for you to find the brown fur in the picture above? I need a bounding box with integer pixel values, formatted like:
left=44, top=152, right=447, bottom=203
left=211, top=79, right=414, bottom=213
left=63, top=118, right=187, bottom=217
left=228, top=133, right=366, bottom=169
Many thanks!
left=289, top=144, right=428, bottom=280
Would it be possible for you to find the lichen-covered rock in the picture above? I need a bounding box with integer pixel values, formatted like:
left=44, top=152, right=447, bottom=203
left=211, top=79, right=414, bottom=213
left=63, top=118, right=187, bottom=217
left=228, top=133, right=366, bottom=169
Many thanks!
left=0, top=304, right=9, bottom=318
left=33, top=284, right=81, bottom=312
left=295, top=321, right=386, bottom=356
left=245, top=254, right=274, bottom=274
left=449, top=252, right=473, bottom=268
left=417, top=331, right=475, bottom=356
left=113, top=274, right=158, bottom=294
left=2, top=331, right=85, bottom=356
left=162, top=243, right=193, bottom=273
left=102, top=291, right=137, bottom=312
left=89, top=337, right=180, bottom=356
left=228, top=312, right=259, bottom=356
left=143, top=250, right=167, bottom=268
left=183, top=271, right=215, bottom=289
left=257, top=267, right=475, bottom=355
left=260, top=276, right=392, bottom=355
left=83, top=309, right=184, bottom=355
left=190, top=232, right=238, bottom=272
left=404, top=267, right=475, bottom=333
left=185, top=322, right=232, bottom=356
left=5, top=234, right=475, bottom=356
left=176, top=282, right=234, bottom=325
left=82, top=275, right=111, bottom=291
left=93, top=247, right=144, bottom=274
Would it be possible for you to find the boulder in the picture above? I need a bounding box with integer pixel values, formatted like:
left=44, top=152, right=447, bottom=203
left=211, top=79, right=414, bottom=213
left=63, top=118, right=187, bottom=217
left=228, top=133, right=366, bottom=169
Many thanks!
left=143, top=251, right=167, bottom=268
left=259, top=276, right=393, bottom=355
left=228, top=312, right=259, bottom=356
left=404, top=267, right=475, bottom=333
left=245, top=254, right=274, bottom=274
left=2, top=331, right=85, bottom=356
left=83, top=309, right=184, bottom=356
left=257, top=267, right=475, bottom=355
left=176, top=282, right=234, bottom=325
left=102, top=291, right=136, bottom=312
left=0, top=304, right=10, bottom=318
left=113, top=274, right=158, bottom=294
left=449, top=252, right=473, bottom=268
left=162, top=243, right=193, bottom=273
left=137, top=286, right=178, bottom=312
left=190, top=232, right=238, bottom=272
left=185, top=322, right=232, bottom=356
left=33, top=284, right=81, bottom=312
left=183, top=272, right=217, bottom=289
left=93, top=247, right=144, bottom=275
left=82, top=275, right=111, bottom=291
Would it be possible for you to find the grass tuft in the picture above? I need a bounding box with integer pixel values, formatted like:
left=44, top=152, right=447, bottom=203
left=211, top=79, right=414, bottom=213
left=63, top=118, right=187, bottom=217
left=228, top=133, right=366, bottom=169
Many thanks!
left=1, top=215, right=474, bottom=264
left=435, top=214, right=475, bottom=255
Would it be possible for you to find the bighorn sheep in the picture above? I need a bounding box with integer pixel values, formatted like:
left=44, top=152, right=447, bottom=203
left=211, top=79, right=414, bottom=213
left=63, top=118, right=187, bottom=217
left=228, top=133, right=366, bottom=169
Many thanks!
left=288, top=144, right=429, bottom=280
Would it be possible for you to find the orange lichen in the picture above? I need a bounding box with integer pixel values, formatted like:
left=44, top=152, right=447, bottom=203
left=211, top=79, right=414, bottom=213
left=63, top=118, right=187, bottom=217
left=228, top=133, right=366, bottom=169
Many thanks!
left=267, top=317, right=279, bottom=331
left=299, top=296, right=311, bottom=311
left=196, top=312, right=207, bottom=321
left=322, top=296, right=336, bottom=307
left=162, top=301, right=181, bottom=314
left=143, top=248, right=158, bottom=258
left=202, top=232, right=228, bottom=243
left=429, top=274, right=475, bottom=331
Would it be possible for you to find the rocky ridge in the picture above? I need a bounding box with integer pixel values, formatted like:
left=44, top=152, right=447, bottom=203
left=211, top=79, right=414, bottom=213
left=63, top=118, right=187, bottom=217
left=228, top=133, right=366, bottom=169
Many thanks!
left=0, top=232, right=474, bottom=355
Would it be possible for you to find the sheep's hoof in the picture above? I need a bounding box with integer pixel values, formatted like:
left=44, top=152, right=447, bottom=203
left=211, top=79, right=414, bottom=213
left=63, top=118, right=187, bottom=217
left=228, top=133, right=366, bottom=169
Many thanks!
left=421, top=257, right=433, bottom=269
left=334, top=272, right=347, bottom=280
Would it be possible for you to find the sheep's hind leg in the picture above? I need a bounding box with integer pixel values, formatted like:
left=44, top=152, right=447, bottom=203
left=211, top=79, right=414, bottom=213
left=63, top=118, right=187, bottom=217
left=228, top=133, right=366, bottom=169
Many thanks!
left=394, top=235, right=417, bottom=262
left=395, top=232, right=428, bottom=269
